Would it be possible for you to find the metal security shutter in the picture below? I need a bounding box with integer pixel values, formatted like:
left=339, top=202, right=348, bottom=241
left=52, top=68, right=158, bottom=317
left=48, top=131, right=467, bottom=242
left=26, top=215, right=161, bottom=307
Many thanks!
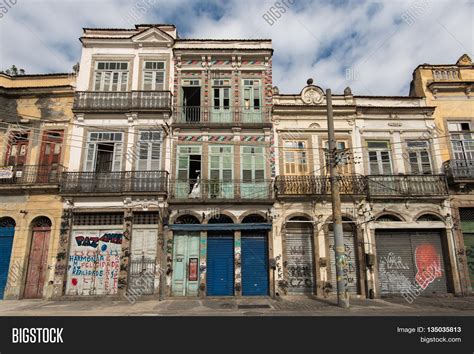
left=241, top=233, right=269, bottom=296
left=376, top=230, right=448, bottom=295
left=206, top=235, right=234, bottom=296
left=463, top=233, right=474, bottom=290
left=0, top=226, right=15, bottom=299
left=410, top=232, right=448, bottom=294
left=285, top=223, right=315, bottom=294
left=376, top=231, right=414, bottom=295
left=328, top=230, right=360, bottom=294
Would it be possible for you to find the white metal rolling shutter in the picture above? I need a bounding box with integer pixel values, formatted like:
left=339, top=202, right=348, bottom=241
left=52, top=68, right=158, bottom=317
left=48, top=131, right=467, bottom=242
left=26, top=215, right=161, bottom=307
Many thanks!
left=285, top=223, right=315, bottom=294
left=376, top=230, right=448, bottom=295
left=328, top=230, right=360, bottom=293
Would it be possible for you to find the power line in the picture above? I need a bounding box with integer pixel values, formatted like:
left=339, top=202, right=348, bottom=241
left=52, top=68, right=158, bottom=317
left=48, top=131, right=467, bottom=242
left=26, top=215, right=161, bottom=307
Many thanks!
left=0, top=120, right=457, bottom=156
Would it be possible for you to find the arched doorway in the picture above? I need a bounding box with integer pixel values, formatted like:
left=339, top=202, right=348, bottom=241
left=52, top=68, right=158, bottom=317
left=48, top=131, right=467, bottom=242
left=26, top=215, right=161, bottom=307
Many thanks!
left=171, top=215, right=200, bottom=296
left=24, top=216, right=51, bottom=299
left=284, top=216, right=315, bottom=294
left=0, top=217, right=16, bottom=299
left=328, top=218, right=360, bottom=294
left=241, top=214, right=269, bottom=296
left=207, top=214, right=234, bottom=296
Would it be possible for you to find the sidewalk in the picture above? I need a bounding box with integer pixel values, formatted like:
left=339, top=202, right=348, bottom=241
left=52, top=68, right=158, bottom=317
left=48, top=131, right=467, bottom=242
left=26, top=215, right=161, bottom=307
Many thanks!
left=0, top=295, right=473, bottom=316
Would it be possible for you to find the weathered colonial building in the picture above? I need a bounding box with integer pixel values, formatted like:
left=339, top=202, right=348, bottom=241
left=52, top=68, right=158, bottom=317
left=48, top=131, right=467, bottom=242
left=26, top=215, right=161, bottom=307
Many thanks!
left=57, top=25, right=175, bottom=298
left=0, top=72, right=75, bottom=299
left=167, top=38, right=274, bottom=297
left=2, top=23, right=471, bottom=303
left=272, top=80, right=460, bottom=299
left=410, top=54, right=474, bottom=294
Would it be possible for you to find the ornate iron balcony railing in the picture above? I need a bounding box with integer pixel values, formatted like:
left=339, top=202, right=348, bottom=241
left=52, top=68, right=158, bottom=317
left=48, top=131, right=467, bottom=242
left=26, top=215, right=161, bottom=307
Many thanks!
left=174, top=106, right=271, bottom=124
left=0, top=165, right=64, bottom=185
left=60, top=170, right=168, bottom=194
left=73, top=91, right=172, bottom=111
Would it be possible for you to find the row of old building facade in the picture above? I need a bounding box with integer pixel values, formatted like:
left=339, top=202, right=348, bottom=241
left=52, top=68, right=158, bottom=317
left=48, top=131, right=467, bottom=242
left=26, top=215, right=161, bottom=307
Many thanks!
left=0, top=24, right=473, bottom=301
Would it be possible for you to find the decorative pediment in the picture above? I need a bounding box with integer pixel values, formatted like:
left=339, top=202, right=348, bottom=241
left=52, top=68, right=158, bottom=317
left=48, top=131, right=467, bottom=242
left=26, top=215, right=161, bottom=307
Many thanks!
left=131, top=27, right=174, bottom=47
left=301, top=85, right=325, bottom=105
left=456, top=54, right=472, bottom=66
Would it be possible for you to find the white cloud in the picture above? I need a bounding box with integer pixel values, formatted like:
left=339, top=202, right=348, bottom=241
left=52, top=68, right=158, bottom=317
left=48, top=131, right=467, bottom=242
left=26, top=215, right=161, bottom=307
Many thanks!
left=0, top=0, right=471, bottom=95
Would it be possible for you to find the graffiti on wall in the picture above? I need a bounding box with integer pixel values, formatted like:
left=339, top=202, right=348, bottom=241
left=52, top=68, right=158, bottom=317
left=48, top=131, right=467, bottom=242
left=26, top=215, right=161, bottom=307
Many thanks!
left=274, top=254, right=288, bottom=294
left=414, top=244, right=443, bottom=289
left=287, top=264, right=313, bottom=289
left=235, top=238, right=241, bottom=292
left=378, top=252, right=413, bottom=294
left=464, top=237, right=474, bottom=287
left=66, top=230, right=122, bottom=296
left=378, top=245, right=444, bottom=303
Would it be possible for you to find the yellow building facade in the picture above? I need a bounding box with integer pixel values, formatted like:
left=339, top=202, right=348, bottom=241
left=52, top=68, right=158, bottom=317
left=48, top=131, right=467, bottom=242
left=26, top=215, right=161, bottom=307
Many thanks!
left=411, top=54, right=474, bottom=294
left=0, top=72, right=75, bottom=299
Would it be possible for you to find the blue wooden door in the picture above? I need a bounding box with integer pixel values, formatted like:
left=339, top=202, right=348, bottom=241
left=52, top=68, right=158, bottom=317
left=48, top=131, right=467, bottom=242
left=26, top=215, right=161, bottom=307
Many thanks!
left=242, top=234, right=269, bottom=296
left=207, top=235, right=234, bottom=296
left=0, top=226, right=15, bottom=299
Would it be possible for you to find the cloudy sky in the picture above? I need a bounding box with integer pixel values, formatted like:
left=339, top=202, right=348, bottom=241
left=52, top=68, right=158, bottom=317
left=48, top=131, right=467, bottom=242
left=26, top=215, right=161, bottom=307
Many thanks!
left=0, top=0, right=472, bottom=95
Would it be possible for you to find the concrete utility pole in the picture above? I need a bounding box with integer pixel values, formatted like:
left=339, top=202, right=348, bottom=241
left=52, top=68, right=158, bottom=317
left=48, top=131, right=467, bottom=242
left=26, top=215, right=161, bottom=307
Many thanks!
left=326, top=88, right=350, bottom=309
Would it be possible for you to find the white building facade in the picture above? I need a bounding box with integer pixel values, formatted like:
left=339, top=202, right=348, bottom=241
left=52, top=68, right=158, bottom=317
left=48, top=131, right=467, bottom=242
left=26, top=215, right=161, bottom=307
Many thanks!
left=54, top=25, right=176, bottom=299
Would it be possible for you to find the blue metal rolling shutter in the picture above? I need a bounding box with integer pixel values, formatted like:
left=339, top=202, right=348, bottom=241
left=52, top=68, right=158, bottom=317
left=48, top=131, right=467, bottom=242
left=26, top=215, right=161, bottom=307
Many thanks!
left=0, top=227, right=15, bottom=299
left=242, top=234, right=269, bottom=296
left=207, top=236, right=234, bottom=296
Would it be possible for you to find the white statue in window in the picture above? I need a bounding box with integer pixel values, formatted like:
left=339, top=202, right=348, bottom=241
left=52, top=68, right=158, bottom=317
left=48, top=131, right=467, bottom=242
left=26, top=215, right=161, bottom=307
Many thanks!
left=189, top=171, right=201, bottom=198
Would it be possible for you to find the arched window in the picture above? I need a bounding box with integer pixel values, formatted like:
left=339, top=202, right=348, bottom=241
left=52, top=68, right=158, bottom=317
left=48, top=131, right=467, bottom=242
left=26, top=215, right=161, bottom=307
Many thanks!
left=376, top=214, right=402, bottom=222
left=31, top=216, right=52, bottom=229
left=0, top=217, right=16, bottom=228
left=208, top=214, right=233, bottom=224
left=242, top=214, right=266, bottom=223
left=289, top=215, right=311, bottom=222
left=416, top=214, right=443, bottom=222
left=175, top=215, right=200, bottom=224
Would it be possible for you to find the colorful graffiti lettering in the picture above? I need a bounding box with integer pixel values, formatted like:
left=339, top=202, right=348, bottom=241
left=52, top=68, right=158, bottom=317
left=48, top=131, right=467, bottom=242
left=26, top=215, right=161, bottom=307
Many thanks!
left=66, top=230, right=122, bottom=296
left=74, top=232, right=123, bottom=248
left=414, top=244, right=443, bottom=290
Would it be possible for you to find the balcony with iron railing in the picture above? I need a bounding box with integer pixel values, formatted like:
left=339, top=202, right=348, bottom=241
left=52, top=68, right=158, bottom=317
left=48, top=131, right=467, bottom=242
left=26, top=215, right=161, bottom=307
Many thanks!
left=443, top=159, right=474, bottom=185
left=73, top=91, right=172, bottom=112
left=275, top=174, right=448, bottom=198
left=169, top=179, right=274, bottom=203
left=274, top=175, right=366, bottom=196
left=0, top=165, right=64, bottom=188
left=60, top=170, right=169, bottom=195
left=366, top=175, right=448, bottom=197
left=173, top=106, right=272, bottom=125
